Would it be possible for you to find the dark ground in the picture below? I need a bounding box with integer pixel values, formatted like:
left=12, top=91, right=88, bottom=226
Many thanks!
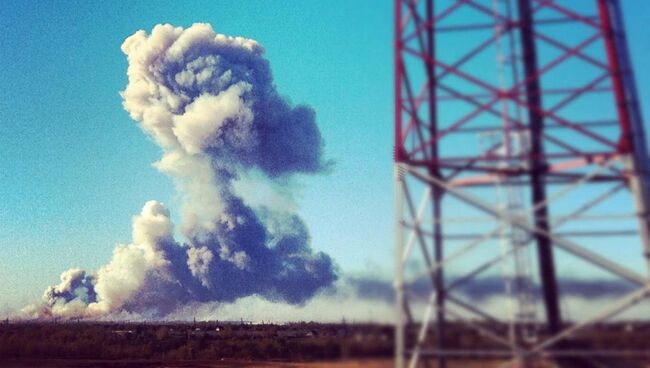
left=0, top=321, right=648, bottom=367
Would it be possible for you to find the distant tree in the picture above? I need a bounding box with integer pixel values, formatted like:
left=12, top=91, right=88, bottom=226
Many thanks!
left=155, top=326, right=169, bottom=340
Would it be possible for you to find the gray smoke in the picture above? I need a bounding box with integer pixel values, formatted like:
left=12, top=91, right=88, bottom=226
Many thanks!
left=348, top=276, right=636, bottom=303
left=26, top=23, right=337, bottom=318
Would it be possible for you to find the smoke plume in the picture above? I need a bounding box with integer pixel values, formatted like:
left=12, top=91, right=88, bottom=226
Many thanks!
left=27, top=23, right=337, bottom=318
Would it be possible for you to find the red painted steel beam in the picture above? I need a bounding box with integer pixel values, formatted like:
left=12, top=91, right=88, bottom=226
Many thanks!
left=598, top=0, right=633, bottom=153
left=404, top=31, right=615, bottom=158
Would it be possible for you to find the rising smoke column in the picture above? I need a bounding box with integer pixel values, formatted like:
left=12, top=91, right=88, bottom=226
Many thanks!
left=28, top=23, right=337, bottom=318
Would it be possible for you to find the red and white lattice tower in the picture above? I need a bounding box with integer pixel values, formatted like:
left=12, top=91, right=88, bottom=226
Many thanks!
left=394, top=0, right=650, bottom=367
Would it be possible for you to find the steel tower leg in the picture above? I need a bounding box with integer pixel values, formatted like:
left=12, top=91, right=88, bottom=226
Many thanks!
left=394, top=0, right=405, bottom=365
left=426, top=1, right=447, bottom=368
left=395, top=165, right=405, bottom=368
left=598, top=0, right=650, bottom=277
left=516, top=0, right=562, bottom=335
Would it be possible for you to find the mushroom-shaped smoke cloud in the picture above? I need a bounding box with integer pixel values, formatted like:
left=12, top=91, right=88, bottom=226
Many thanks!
left=28, top=23, right=337, bottom=318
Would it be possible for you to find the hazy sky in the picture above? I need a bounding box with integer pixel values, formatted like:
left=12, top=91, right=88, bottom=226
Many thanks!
left=1, top=1, right=649, bottom=313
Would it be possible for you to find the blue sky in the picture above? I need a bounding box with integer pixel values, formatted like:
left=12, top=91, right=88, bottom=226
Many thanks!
left=0, top=1, right=648, bottom=312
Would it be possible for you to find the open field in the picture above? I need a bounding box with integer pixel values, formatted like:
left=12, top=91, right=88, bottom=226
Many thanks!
left=0, top=358, right=518, bottom=368
left=1, top=321, right=649, bottom=367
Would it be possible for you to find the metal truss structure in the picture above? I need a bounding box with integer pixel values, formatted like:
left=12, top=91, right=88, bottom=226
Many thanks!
left=394, top=0, right=650, bottom=367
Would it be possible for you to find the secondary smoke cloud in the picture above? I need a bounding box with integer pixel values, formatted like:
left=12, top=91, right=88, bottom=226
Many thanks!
left=347, top=275, right=636, bottom=303
left=27, top=23, right=337, bottom=318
